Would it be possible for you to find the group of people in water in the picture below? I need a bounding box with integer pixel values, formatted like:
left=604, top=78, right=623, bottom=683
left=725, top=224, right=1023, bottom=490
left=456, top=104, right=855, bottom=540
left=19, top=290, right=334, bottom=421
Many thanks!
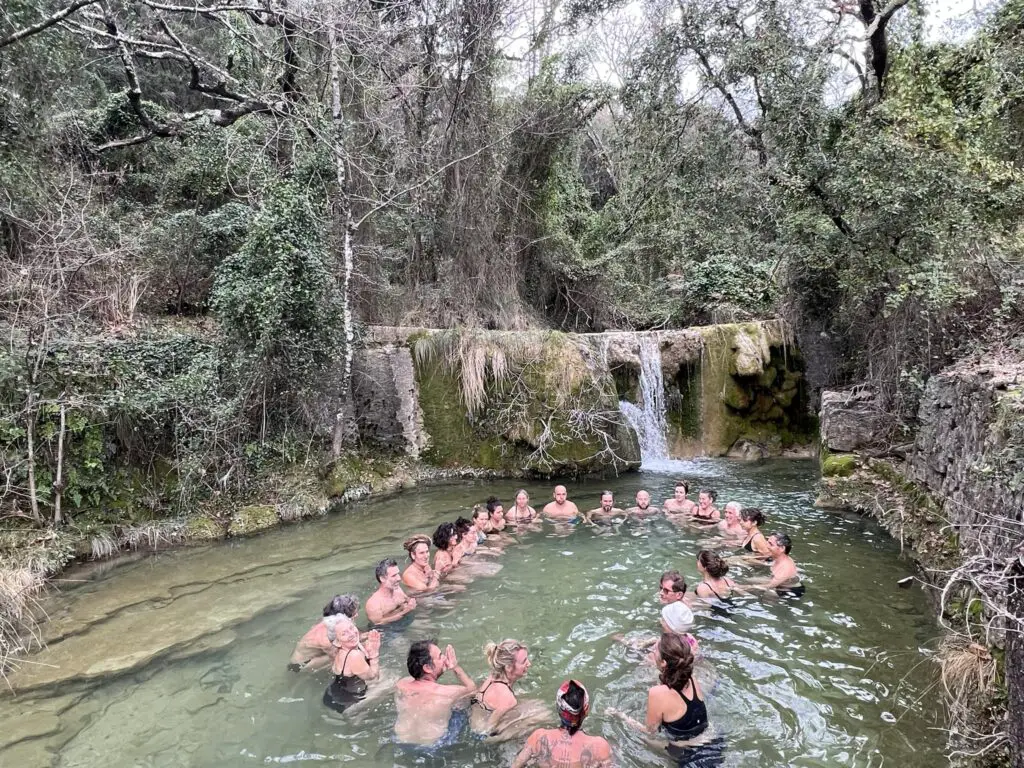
left=288, top=481, right=805, bottom=767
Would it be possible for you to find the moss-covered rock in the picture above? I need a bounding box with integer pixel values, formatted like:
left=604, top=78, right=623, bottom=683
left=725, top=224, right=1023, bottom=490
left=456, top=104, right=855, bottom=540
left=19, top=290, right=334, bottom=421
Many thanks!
left=411, top=330, right=639, bottom=476
left=184, top=515, right=226, bottom=541
left=227, top=505, right=277, bottom=537
left=821, top=452, right=858, bottom=477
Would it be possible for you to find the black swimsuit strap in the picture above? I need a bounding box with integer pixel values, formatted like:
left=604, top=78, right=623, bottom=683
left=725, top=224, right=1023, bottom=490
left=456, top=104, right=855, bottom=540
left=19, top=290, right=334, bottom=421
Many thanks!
left=702, top=580, right=724, bottom=600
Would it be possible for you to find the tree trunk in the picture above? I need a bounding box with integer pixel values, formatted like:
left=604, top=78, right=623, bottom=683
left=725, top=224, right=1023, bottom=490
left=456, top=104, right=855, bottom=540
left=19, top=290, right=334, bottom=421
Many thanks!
left=53, top=400, right=67, bottom=526
left=327, top=10, right=357, bottom=457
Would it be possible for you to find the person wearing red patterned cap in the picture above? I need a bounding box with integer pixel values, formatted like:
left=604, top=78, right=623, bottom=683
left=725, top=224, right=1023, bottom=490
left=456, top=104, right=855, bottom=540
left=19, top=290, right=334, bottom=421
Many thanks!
left=511, top=680, right=612, bottom=767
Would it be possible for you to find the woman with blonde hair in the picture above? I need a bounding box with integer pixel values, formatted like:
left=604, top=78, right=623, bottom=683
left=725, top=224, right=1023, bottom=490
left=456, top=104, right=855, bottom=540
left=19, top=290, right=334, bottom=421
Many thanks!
left=471, top=638, right=546, bottom=738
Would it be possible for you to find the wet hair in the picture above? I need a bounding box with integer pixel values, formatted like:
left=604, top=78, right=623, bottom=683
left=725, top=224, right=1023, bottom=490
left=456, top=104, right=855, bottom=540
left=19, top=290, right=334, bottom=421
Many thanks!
left=486, top=496, right=503, bottom=514
left=432, top=522, right=457, bottom=551
left=699, top=488, right=717, bottom=502
left=741, top=507, right=765, bottom=526
left=454, top=517, right=473, bottom=539
left=697, top=550, right=729, bottom=579
left=674, top=480, right=689, bottom=494
left=407, top=639, right=437, bottom=679
left=485, top=638, right=527, bottom=679
left=471, top=504, right=488, bottom=522
left=374, top=558, right=398, bottom=583
left=772, top=532, right=793, bottom=554
left=514, top=488, right=529, bottom=504
left=660, top=569, right=687, bottom=594
left=403, top=534, right=431, bottom=560
left=323, top=594, right=359, bottom=618
left=658, top=632, right=695, bottom=693
left=560, top=680, right=588, bottom=735
left=724, top=501, right=742, bottom=514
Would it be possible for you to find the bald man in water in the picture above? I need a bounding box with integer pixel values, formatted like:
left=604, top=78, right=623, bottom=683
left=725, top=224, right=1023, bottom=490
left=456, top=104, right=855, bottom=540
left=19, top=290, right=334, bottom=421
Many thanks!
left=542, top=485, right=580, bottom=521
left=625, top=489, right=661, bottom=519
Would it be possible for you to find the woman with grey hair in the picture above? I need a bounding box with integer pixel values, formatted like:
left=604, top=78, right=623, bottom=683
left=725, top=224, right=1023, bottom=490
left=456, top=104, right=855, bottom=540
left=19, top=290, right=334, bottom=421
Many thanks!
left=322, top=616, right=382, bottom=713
left=288, top=594, right=360, bottom=672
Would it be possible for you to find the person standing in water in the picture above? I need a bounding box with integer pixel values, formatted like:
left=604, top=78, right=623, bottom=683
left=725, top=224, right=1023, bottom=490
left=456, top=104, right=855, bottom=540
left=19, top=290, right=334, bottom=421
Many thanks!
left=433, top=522, right=462, bottom=576
left=289, top=594, right=360, bottom=671
left=625, top=489, right=660, bottom=518
left=692, top=488, right=720, bottom=523
left=322, top=617, right=382, bottom=713
left=750, top=533, right=805, bottom=596
left=507, top=489, right=538, bottom=525
left=718, top=502, right=745, bottom=538
left=484, top=496, right=507, bottom=532
left=663, top=481, right=697, bottom=515
left=511, top=680, right=613, bottom=768
left=692, top=550, right=736, bottom=601
left=739, top=508, right=771, bottom=557
left=365, top=558, right=417, bottom=626
left=608, top=633, right=718, bottom=765
left=394, top=639, right=477, bottom=747
left=402, top=535, right=440, bottom=592
left=542, top=485, right=581, bottom=521
left=470, top=639, right=542, bottom=737
left=585, top=490, right=624, bottom=524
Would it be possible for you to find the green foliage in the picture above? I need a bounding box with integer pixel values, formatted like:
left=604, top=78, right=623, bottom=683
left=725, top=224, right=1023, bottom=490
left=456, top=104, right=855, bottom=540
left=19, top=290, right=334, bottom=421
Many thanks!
left=212, top=180, right=342, bottom=389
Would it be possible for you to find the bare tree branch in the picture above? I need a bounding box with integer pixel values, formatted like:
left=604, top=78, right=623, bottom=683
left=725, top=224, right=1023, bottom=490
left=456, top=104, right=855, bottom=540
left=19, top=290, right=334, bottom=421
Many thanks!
left=0, top=0, right=97, bottom=49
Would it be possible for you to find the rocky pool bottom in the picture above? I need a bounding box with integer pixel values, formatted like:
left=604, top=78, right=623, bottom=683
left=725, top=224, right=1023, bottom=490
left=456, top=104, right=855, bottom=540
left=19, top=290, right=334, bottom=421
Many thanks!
left=0, top=460, right=945, bottom=767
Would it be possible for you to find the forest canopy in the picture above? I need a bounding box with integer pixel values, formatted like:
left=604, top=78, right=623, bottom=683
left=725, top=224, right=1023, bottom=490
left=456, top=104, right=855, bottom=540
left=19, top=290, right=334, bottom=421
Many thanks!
left=0, top=0, right=1022, bottom=521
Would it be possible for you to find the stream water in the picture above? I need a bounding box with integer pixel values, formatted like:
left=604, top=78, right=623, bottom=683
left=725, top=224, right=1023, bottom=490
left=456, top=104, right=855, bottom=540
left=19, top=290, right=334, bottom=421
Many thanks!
left=0, top=461, right=945, bottom=768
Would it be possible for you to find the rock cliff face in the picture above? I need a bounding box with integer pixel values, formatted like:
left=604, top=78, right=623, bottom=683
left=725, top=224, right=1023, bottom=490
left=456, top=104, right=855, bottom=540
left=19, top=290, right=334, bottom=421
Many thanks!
left=817, top=355, right=1024, bottom=768
left=909, top=360, right=1024, bottom=558
left=351, top=322, right=815, bottom=475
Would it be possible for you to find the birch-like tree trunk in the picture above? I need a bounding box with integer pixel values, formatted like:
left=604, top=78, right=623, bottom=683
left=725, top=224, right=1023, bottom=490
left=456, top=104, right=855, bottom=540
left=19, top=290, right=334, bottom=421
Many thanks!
left=327, top=6, right=357, bottom=458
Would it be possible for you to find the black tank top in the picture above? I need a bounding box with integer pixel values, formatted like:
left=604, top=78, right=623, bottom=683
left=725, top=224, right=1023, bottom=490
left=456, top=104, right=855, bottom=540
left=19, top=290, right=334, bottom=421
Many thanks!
left=322, top=650, right=368, bottom=713
left=661, top=684, right=708, bottom=740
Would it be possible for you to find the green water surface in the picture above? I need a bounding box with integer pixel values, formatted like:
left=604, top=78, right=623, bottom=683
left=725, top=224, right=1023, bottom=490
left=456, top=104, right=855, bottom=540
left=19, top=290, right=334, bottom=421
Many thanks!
left=0, top=461, right=945, bottom=767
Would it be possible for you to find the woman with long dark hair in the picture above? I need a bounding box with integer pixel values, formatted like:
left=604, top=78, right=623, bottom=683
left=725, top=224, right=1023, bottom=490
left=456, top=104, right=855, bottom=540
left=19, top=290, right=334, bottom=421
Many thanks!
left=609, top=633, right=723, bottom=765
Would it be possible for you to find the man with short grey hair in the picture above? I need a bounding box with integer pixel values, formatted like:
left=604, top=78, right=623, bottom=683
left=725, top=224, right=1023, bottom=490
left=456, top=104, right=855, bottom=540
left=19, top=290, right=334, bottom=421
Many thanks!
left=365, top=558, right=417, bottom=625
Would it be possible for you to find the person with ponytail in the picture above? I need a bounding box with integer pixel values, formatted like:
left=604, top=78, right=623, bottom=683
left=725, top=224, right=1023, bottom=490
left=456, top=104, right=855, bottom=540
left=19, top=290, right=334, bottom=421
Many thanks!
left=609, top=633, right=716, bottom=751
left=470, top=639, right=532, bottom=735
left=693, top=550, right=736, bottom=601
left=512, top=680, right=612, bottom=767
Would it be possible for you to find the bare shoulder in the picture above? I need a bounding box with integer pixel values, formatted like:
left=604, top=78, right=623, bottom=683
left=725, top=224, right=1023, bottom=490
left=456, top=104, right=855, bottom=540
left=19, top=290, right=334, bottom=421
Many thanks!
left=581, top=735, right=612, bottom=765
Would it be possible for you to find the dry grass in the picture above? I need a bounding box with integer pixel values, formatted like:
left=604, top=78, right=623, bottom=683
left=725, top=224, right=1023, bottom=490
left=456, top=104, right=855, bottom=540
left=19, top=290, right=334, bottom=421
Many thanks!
left=938, top=635, right=997, bottom=709
left=0, top=562, right=48, bottom=681
left=413, top=329, right=541, bottom=413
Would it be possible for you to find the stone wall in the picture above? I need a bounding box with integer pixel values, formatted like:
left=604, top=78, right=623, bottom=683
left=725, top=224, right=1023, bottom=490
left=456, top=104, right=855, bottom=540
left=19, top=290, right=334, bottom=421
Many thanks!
left=908, top=360, right=1024, bottom=557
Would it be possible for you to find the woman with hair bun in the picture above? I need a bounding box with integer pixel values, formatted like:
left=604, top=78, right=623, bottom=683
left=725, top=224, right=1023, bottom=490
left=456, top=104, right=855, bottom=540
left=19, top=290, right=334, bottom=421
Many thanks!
left=693, top=550, right=736, bottom=601
left=470, top=639, right=532, bottom=735
left=402, top=535, right=440, bottom=592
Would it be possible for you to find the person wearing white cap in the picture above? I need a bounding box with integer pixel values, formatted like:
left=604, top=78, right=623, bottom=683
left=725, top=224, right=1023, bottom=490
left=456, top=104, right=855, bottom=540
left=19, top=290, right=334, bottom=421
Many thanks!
left=660, top=602, right=699, bottom=657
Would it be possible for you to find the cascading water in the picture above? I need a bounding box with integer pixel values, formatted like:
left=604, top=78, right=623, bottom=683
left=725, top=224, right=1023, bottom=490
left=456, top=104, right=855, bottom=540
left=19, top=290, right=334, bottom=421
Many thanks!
left=618, top=333, right=672, bottom=468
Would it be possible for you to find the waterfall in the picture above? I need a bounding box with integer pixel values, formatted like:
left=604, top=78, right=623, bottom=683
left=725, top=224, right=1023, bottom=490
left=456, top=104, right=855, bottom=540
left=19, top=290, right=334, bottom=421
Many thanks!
left=618, top=333, right=671, bottom=468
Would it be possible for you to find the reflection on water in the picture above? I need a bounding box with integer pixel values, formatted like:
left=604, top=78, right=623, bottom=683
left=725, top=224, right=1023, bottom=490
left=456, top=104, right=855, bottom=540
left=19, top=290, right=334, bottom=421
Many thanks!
left=0, top=461, right=945, bottom=767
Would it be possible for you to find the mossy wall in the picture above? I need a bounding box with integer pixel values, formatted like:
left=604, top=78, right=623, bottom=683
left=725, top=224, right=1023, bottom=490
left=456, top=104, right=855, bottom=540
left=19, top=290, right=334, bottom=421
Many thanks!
left=695, top=322, right=816, bottom=456
left=410, top=330, right=640, bottom=477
